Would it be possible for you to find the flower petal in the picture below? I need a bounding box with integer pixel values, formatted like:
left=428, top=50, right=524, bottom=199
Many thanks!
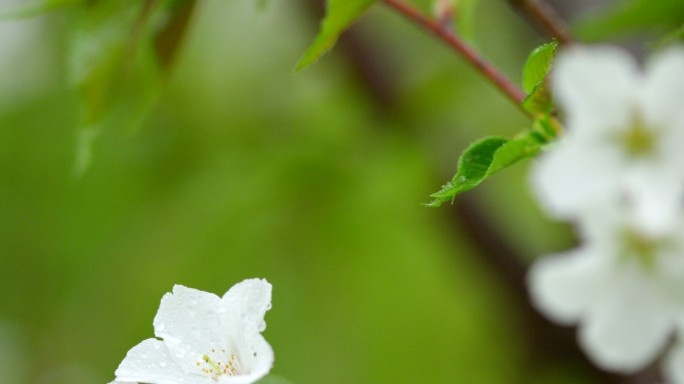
left=224, top=334, right=274, bottom=384
left=153, top=285, right=223, bottom=372
left=530, top=138, right=622, bottom=219
left=578, top=266, right=673, bottom=372
left=527, top=248, right=608, bottom=325
left=624, top=165, right=684, bottom=236
left=553, top=46, right=640, bottom=138
left=114, top=338, right=203, bottom=384
left=222, top=278, right=272, bottom=335
left=665, top=344, right=684, bottom=384
left=640, top=47, right=684, bottom=127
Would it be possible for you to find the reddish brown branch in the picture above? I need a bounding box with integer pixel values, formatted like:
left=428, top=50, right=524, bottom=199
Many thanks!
left=506, top=0, right=574, bottom=45
left=383, top=0, right=528, bottom=112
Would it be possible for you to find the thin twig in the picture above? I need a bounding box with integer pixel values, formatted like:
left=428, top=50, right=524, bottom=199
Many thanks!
left=383, top=0, right=528, bottom=113
left=506, top=0, right=574, bottom=44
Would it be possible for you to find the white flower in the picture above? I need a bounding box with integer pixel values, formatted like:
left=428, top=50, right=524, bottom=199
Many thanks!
left=531, top=46, right=684, bottom=235
left=527, top=208, right=684, bottom=373
left=111, top=279, right=274, bottom=384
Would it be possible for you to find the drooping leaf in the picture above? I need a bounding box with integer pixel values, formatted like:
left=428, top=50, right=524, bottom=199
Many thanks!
left=154, top=0, right=198, bottom=70
left=522, top=40, right=557, bottom=94
left=425, top=132, right=547, bottom=207
left=576, top=0, right=684, bottom=41
left=255, top=375, right=295, bottom=384
left=296, top=0, right=377, bottom=71
left=69, top=0, right=196, bottom=174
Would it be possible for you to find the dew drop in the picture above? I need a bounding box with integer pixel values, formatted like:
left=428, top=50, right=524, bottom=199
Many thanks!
left=159, top=361, right=167, bottom=368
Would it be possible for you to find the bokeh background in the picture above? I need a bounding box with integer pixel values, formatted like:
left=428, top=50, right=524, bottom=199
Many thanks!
left=0, top=0, right=678, bottom=383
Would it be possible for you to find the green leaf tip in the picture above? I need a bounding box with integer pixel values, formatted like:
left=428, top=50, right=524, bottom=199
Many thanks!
left=295, top=0, right=377, bottom=71
left=522, top=40, right=558, bottom=94
left=425, top=132, right=548, bottom=207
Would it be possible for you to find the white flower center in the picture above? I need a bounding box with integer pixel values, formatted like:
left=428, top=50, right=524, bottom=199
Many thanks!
left=195, top=348, right=244, bottom=380
left=620, top=228, right=661, bottom=270
left=617, top=114, right=658, bottom=157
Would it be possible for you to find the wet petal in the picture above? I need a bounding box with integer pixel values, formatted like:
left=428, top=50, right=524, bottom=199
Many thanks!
left=224, top=334, right=274, bottom=384
left=222, top=278, right=272, bottom=335
left=114, top=338, right=203, bottom=384
left=153, top=285, right=223, bottom=372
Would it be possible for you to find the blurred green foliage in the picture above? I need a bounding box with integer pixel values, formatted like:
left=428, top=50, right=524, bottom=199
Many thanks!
left=576, top=0, right=684, bottom=42
left=1, top=0, right=671, bottom=384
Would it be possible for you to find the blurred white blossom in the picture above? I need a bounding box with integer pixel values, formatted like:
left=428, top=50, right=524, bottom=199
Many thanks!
left=531, top=46, right=684, bottom=235
left=528, top=208, right=684, bottom=372
left=111, top=279, right=274, bottom=384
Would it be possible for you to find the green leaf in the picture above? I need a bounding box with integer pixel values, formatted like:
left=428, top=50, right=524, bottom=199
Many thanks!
left=255, top=375, right=295, bottom=384
left=522, top=81, right=552, bottom=114
left=425, top=132, right=546, bottom=207
left=69, top=0, right=194, bottom=174
left=296, top=0, right=377, bottom=71
left=522, top=40, right=558, bottom=94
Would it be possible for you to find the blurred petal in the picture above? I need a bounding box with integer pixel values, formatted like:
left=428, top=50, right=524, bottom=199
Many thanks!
left=625, top=165, right=684, bottom=236
left=530, top=138, right=621, bottom=219
left=641, top=47, right=684, bottom=127
left=527, top=248, right=608, bottom=324
left=115, top=338, right=201, bottom=384
left=579, top=268, right=672, bottom=372
left=553, top=46, right=639, bottom=137
left=153, top=285, right=223, bottom=372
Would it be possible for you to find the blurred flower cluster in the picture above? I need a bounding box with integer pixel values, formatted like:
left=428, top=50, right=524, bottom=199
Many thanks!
left=527, top=46, right=684, bottom=381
